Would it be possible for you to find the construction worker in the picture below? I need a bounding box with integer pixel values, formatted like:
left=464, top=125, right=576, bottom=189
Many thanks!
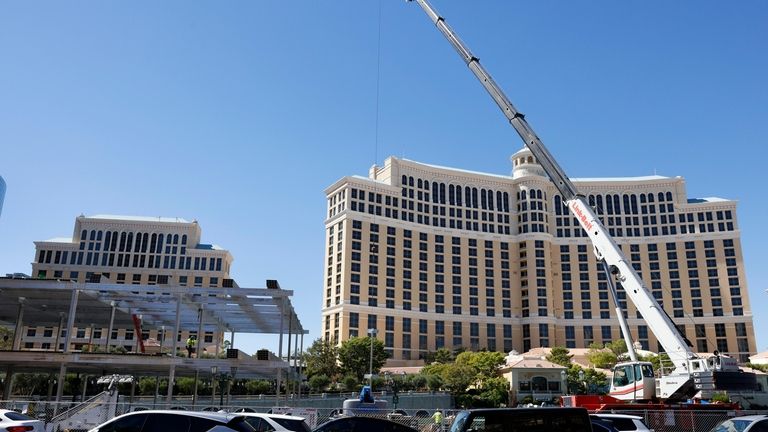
left=186, top=335, right=196, bottom=357
left=431, top=409, right=443, bottom=432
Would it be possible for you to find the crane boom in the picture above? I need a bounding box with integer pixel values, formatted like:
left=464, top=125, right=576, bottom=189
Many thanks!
left=407, top=0, right=747, bottom=400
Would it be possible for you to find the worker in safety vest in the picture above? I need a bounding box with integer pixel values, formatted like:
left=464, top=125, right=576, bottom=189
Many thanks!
left=186, top=335, right=196, bottom=357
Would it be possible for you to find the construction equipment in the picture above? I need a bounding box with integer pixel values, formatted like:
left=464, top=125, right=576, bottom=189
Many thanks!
left=408, top=0, right=756, bottom=403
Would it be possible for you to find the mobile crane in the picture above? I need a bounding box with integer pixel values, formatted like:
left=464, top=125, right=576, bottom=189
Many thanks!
left=408, top=0, right=756, bottom=404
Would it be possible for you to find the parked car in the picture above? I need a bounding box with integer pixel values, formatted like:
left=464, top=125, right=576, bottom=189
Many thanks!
left=313, top=416, right=418, bottom=432
left=590, top=416, right=621, bottom=432
left=709, top=415, right=768, bottom=432
left=447, top=408, right=592, bottom=432
left=86, top=410, right=251, bottom=432
left=238, top=413, right=311, bottom=432
left=591, top=414, right=653, bottom=432
left=0, top=409, right=46, bottom=432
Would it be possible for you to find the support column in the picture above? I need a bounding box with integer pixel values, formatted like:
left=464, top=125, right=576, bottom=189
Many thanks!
left=276, top=297, right=285, bottom=405
left=106, top=301, right=116, bottom=352
left=196, top=306, right=204, bottom=357
left=298, top=332, right=304, bottom=400
left=173, top=294, right=182, bottom=357
left=293, top=328, right=299, bottom=399
left=286, top=313, right=293, bottom=398
left=81, top=374, right=88, bottom=401
left=55, top=312, right=65, bottom=352
left=166, top=364, right=176, bottom=404
left=12, top=298, right=25, bottom=350
left=63, top=289, right=80, bottom=353
left=2, top=366, right=14, bottom=400
left=53, top=364, right=67, bottom=417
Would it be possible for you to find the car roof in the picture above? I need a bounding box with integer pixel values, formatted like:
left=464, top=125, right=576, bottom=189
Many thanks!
left=725, top=415, right=768, bottom=421
left=593, top=414, right=644, bottom=420
left=239, top=413, right=305, bottom=421
left=114, top=410, right=237, bottom=421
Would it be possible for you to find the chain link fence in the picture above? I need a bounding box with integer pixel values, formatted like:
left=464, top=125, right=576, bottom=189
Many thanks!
left=1, top=398, right=764, bottom=432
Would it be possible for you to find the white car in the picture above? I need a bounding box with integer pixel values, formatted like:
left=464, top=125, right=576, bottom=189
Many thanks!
left=237, top=413, right=310, bottom=432
left=0, top=409, right=46, bottom=432
left=710, top=415, right=768, bottom=432
left=592, top=413, right=653, bottom=432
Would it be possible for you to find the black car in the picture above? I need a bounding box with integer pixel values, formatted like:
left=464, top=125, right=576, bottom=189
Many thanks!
left=313, top=416, right=418, bottom=432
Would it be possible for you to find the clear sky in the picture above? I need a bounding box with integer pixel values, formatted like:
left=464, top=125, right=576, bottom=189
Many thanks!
left=1, top=1, right=766, bottom=356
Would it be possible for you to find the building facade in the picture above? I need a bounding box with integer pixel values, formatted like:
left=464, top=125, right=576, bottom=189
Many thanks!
left=322, top=151, right=756, bottom=366
left=23, top=215, right=234, bottom=352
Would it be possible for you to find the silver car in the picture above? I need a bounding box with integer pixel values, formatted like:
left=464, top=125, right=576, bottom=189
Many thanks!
left=592, top=414, right=653, bottom=432
left=0, top=409, right=46, bottom=432
left=710, top=415, right=768, bottom=432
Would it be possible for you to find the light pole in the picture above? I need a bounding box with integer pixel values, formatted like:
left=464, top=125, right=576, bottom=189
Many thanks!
left=368, top=328, right=378, bottom=388
left=578, top=370, right=585, bottom=395
left=211, top=366, right=218, bottom=406
left=560, top=370, right=567, bottom=395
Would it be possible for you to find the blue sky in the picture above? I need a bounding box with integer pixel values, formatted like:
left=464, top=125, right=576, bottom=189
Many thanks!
left=1, top=1, right=766, bottom=356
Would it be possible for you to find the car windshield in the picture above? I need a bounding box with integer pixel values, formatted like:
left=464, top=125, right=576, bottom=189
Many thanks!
left=272, top=418, right=311, bottom=432
left=711, top=420, right=754, bottom=432
left=5, top=411, right=35, bottom=421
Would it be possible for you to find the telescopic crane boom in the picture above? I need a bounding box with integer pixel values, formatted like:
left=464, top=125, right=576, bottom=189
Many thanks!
left=409, top=0, right=753, bottom=401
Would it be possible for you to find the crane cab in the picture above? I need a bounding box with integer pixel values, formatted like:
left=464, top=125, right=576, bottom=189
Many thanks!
left=609, top=361, right=655, bottom=401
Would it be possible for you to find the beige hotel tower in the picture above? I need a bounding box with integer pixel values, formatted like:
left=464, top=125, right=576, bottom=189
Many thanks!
left=322, top=150, right=756, bottom=366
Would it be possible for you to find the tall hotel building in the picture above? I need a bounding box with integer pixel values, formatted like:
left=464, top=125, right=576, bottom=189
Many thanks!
left=23, top=215, right=233, bottom=351
left=322, top=150, right=756, bottom=366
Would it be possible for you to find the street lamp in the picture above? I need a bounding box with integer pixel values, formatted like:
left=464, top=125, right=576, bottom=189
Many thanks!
left=368, top=328, right=378, bottom=388
left=578, top=370, right=585, bottom=395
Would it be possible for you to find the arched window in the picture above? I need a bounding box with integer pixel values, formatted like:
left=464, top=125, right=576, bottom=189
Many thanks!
left=481, top=189, right=487, bottom=209
left=666, top=191, right=673, bottom=201
left=157, top=233, right=164, bottom=253
left=449, top=185, right=455, bottom=205
left=90, top=230, right=97, bottom=241
left=647, top=193, right=655, bottom=203
left=606, top=194, right=614, bottom=214
left=488, top=190, right=494, bottom=210
left=182, top=234, right=188, bottom=245
left=527, top=156, right=533, bottom=163
left=613, top=195, right=621, bottom=214
left=589, top=195, right=595, bottom=207
left=402, top=175, right=407, bottom=185
left=126, top=233, right=133, bottom=252
left=531, top=376, right=548, bottom=391
left=119, top=232, right=127, bottom=252
left=440, top=183, right=446, bottom=204
left=173, top=234, right=179, bottom=244
left=433, top=182, right=439, bottom=203
left=640, top=194, right=646, bottom=203
left=456, top=186, right=463, bottom=206
left=80, top=230, right=88, bottom=240
left=503, top=192, right=509, bottom=212
left=596, top=195, right=604, bottom=212
left=630, top=195, right=638, bottom=213
left=521, top=190, right=527, bottom=200
left=134, top=232, right=142, bottom=252
left=465, top=187, right=471, bottom=207
left=96, top=231, right=103, bottom=241
left=472, top=188, right=479, bottom=208
left=555, top=195, right=562, bottom=215
left=418, top=178, right=423, bottom=188
left=408, top=176, right=414, bottom=187
left=142, top=233, right=149, bottom=253
left=658, top=192, right=665, bottom=202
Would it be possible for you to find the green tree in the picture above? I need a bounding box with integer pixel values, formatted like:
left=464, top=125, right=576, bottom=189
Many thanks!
left=567, top=365, right=608, bottom=394
left=308, top=374, right=331, bottom=392
left=338, top=336, right=388, bottom=381
left=426, top=374, right=443, bottom=391
left=342, top=374, right=359, bottom=391
left=461, top=351, right=505, bottom=379
left=409, top=374, right=427, bottom=390
left=304, top=338, right=339, bottom=381
left=546, top=347, right=573, bottom=367
left=587, top=342, right=618, bottom=369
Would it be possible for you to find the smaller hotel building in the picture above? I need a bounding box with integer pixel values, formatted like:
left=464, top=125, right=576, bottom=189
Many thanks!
left=23, top=215, right=233, bottom=352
